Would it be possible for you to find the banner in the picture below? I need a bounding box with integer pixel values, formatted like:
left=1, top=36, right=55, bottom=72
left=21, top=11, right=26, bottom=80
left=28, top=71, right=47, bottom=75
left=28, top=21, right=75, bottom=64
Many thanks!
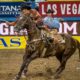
left=47, top=0, right=80, bottom=1
left=0, top=22, right=80, bottom=49
left=0, top=22, right=80, bottom=36
left=0, top=36, right=80, bottom=49
left=72, top=36, right=80, bottom=42
left=0, top=2, right=35, bottom=21
left=0, top=36, right=27, bottom=49
left=0, top=23, right=27, bottom=35
left=0, top=0, right=24, bottom=2
left=39, top=1, right=80, bottom=21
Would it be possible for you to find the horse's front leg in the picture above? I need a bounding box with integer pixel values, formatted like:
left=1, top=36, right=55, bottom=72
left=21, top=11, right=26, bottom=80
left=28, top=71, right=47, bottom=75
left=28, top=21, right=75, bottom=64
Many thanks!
left=13, top=56, right=30, bottom=80
left=13, top=50, right=38, bottom=80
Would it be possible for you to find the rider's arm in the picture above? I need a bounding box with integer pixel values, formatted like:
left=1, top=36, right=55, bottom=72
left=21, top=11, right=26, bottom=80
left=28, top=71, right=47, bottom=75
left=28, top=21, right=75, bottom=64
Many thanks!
left=6, top=21, right=17, bottom=26
left=33, top=9, right=42, bottom=23
left=6, top=17, right=19, bottom=26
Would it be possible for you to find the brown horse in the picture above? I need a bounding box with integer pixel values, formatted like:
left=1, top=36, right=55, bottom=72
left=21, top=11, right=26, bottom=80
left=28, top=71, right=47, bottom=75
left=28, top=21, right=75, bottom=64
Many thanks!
left=13, top=15, right=80, bottom=80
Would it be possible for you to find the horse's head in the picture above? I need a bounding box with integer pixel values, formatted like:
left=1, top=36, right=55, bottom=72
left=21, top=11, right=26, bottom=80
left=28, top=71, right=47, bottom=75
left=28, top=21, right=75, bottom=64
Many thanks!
left=15, top=14, right=35, bottom=32
left=15, top=14, right=40, bottom=41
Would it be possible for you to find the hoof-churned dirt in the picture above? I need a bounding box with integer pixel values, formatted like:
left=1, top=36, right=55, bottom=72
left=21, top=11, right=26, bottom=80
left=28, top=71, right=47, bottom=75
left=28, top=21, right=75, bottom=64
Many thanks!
left=0, top=49, right=80, bottom=80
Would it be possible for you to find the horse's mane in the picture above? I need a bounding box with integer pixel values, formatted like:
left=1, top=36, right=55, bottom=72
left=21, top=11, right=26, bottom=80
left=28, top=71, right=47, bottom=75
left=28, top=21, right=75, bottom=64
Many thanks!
left=15, top=14, right=36, bottom=32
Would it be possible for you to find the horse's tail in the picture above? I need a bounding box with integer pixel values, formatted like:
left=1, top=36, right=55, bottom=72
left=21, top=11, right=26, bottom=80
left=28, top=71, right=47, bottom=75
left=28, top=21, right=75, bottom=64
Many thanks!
left=76, top=40, right=80, bottom=61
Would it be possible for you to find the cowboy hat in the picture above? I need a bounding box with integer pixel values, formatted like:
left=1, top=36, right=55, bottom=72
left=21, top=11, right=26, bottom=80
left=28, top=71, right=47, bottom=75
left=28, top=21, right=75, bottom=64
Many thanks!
left=46, top=9, right=53, bottom=13
left=21, top=3, right=31, bottom=10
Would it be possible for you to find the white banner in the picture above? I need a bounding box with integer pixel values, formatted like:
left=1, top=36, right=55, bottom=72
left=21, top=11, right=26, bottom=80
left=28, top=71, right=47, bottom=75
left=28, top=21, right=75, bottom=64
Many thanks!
left=0, top=23, right=28, bottom=35
left=0, top=22, right=79, bottom=35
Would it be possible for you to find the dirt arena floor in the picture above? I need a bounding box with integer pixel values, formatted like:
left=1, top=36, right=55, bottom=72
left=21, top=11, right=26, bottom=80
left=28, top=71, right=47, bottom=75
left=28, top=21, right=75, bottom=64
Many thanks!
left=0, top=49, right=80, bottom=80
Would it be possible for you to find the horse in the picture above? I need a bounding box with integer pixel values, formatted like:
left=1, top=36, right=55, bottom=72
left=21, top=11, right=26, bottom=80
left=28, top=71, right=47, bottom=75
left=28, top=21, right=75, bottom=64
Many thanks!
left=13, top=14, right=80, bottom=80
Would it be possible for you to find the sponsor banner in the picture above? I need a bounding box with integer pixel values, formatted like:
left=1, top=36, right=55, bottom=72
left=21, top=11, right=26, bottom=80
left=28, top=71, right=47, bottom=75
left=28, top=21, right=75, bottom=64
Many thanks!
left=47, top=0, right=80, bottom=1
left=0, top=2, right=35, bottom=21
left=39, top=1, right=80, bottom=21
left=0, top=22, right=80, bottom=49
left=72, top=36, right=80, bottom=42
left=0, top=36, right=27, bottom=49
left=0, top=0, right=24, bottom=2
left=0, top=23, right=27, bottom=35
left=0, top=22, right=80, bottom=36
left=58, top=22, right=80, bottom=36
left=0, top=36, right=80, bottom=49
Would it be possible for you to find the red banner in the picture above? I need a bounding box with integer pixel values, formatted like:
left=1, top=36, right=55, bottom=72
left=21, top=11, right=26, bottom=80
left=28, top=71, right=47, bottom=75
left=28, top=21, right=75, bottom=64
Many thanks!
left=39, top=1, right=80, bottom=17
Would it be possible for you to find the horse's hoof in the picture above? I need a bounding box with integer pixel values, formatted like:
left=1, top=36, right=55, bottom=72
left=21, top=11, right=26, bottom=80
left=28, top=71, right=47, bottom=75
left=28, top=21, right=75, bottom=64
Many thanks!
left=12, top=78, right=17, bottom=80
left=12, top=75, right=20, bottom=80
left=22, top=74, right=26, bottom=78
left=54, top=75, right=60, bottom=79
left=12, top=77, right=16, bottom=80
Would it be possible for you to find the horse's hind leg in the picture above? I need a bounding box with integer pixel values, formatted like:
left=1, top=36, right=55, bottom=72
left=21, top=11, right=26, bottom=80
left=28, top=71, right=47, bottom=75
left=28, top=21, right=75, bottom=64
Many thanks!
left=78, top=44, right=80, bottom=62
left=76, top=40, right=80, bottom=61
left=54, top=57, right=66, bottom=79
left=54, top=48, right=76, bottom=79
left=55, top=53, right=63, bottom=73
left=53, top=54, right=66, bottom=79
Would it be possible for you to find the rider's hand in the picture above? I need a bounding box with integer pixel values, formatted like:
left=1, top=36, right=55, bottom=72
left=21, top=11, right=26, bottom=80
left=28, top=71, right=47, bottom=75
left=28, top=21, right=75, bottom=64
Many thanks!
left=44, top=25, right=51, bottom=32
left=6, top=21, right=16, bottom=26
left=6, top=21, right=10, bottom=25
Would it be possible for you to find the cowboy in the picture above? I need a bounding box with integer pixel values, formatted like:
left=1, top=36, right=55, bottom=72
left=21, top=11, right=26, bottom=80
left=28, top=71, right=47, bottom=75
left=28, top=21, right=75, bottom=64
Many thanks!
left=6, top=2, right=41, bottom=34
left=42, top=9, right=65, bottom=43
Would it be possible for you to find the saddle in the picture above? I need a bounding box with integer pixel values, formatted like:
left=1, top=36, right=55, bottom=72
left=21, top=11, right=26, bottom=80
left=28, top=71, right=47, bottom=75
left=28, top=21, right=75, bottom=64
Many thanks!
left=40, top=35, right=66, bottom=57
left=46, top=36, right=65, bottom=50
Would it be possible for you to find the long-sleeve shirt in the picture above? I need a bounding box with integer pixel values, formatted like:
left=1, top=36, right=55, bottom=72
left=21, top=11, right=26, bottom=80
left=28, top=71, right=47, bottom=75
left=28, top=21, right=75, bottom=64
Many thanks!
left=43, top=16, right=60, bottom=29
